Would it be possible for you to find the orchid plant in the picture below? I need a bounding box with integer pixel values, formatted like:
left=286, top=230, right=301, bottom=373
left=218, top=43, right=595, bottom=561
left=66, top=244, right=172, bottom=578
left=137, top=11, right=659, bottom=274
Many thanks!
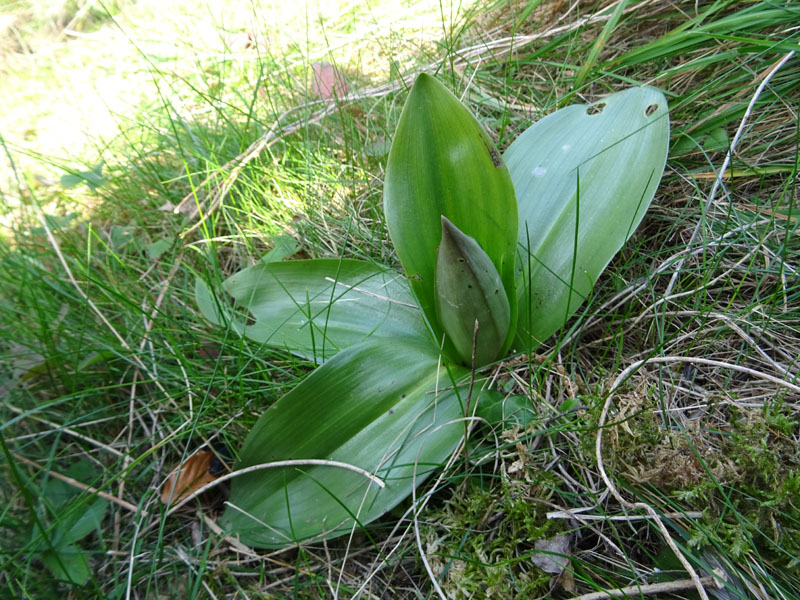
left=197, top=74, right=669, bottom=548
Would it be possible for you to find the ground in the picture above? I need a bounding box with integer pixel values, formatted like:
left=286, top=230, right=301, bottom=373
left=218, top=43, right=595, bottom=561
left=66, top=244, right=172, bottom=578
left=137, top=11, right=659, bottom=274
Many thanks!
left=1, top=0, right=799, bottom=598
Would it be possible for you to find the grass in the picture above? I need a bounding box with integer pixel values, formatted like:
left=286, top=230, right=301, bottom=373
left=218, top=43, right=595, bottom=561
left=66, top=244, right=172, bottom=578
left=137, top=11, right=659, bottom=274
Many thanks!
left=1, top=0, right=799, bottom=597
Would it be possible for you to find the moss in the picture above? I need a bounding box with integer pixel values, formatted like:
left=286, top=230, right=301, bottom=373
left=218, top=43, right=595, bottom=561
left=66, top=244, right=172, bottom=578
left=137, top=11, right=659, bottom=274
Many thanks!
left=422, top=471, right=563, bottom=599
left=605, top=390, right=800, bottom=575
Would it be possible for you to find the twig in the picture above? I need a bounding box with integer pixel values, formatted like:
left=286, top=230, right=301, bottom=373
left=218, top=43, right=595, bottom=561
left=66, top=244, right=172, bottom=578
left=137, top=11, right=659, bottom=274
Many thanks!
left=116, top=252, right=186, bottom=552
left=12, top=452, right=145, bottom=516
left=568, top=571, right=724, bottom=600
left=28, top=198, right=171, bottom=400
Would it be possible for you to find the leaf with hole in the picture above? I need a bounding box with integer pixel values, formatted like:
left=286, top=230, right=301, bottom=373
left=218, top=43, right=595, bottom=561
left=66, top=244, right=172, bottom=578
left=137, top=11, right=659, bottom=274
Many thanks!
left=505, top=86, right=669, bottom=349
left=198, top=76, right=669, bottom=549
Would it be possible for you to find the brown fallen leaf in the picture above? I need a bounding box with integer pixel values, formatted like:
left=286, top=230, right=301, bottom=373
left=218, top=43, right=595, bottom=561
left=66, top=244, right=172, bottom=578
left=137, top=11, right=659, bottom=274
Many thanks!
left=161, top=450, right=227, bottom=505
left=311, top=61, right=348, bottom=100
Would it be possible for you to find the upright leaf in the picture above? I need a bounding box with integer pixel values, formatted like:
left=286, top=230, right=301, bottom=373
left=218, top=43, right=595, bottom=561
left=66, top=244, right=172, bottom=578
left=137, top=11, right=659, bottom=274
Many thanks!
left=505, top=86, right=669, bottom=348
left=223, top=338, right=468, bottom=548
left=384, top=74, right=518, bottom=352
left=435, top=217, right=510, bottom=366
left=197, top=259, right=426, bottom=363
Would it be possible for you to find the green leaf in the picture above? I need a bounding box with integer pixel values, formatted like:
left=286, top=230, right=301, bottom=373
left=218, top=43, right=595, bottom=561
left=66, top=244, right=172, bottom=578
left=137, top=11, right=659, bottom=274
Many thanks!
left=54, top=497, right=108, bottom=546
left=384, top=74, right=518, bottom=351
left=146, top=238, right=172, bottom=260
left=262, top=234, right=300, bottom=263
left=435, top=217, right=510, bottom=366
left=364, top=137, right=391, bottom=157
left=506, top=86, right=669, bottom=349
left=60, top=163, right=106, bottom=190
left=476, top=390, right=537, bottom=428
left=222, top=338, right=468, bottom=548
left=109, top=225, right=135, bottom=251
left=703, top=127, right=729, bottom=153
left=41, top=461, right=97, bottom=510
left=197, top=259, right=427, bottom=363
left=40, top=545, right=91, bottom=584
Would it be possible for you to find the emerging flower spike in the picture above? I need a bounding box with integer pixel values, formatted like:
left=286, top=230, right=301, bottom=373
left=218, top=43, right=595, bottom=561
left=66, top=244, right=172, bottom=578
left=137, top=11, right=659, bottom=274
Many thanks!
left=435, top=216, right=510, bottom=366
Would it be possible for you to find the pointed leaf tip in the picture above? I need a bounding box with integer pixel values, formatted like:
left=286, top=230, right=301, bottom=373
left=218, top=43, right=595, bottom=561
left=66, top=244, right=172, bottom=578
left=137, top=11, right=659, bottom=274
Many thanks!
left=435, top=216, right=510, bottom=366
left=384, top=74, right=518, bottom=350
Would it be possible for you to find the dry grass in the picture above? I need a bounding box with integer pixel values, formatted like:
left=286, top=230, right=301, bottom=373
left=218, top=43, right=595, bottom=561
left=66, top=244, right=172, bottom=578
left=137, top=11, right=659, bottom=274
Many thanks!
left=1, top=0, right=798, bottom=598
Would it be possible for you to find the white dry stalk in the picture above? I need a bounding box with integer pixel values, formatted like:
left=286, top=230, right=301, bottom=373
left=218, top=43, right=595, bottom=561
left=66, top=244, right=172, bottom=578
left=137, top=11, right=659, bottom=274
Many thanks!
left=352, top=414, right=501, bottom=599
left=569, top=217, right=774, bottom=346
left=663, top=50, right=796, bottom=298
left=566, top=571, right=724, bottom=600
left=596, top=355, right=800, bottom=600
left=334, top=380, right=466, bottom=597
left=410, top=415, right=487, bottom=600
left=26, top=184, right=176, bottom=558
left=159, top=458, right=384, bottom=518
left=31, top=203, right=170, bottom=398
left=628, top=310, right=796, bottom=377
left=547, top=509, right=703, bottom=521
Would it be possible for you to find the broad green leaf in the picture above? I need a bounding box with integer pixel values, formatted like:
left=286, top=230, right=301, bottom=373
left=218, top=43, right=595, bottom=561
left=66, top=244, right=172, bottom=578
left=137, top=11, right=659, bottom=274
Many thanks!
left=54, top=497, right=108, bottom=546
left=435, top=217, right=510, bottom=366
left=60, top=162, right=106, bottom=190
left=40, top=461, right=98, bottom=511
left=146, top=238, right=172, bottom=260
left=222, top=338, right=468, bottom=548
left=476, top=390, right=537, bottom=429
left=262, top=234, right=300, bottom=263
left=384, top=74, right=518, bottom=352
left=197, top=259, right=426, bottom=363
left=41, top=545, right=91, bottom=584
left=505, top=86, right=669, bottom=348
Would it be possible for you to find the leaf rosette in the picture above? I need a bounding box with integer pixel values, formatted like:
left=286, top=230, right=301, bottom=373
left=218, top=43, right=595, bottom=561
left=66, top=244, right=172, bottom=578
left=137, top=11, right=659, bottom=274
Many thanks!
left=197, top=75, right=669, bottom=548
